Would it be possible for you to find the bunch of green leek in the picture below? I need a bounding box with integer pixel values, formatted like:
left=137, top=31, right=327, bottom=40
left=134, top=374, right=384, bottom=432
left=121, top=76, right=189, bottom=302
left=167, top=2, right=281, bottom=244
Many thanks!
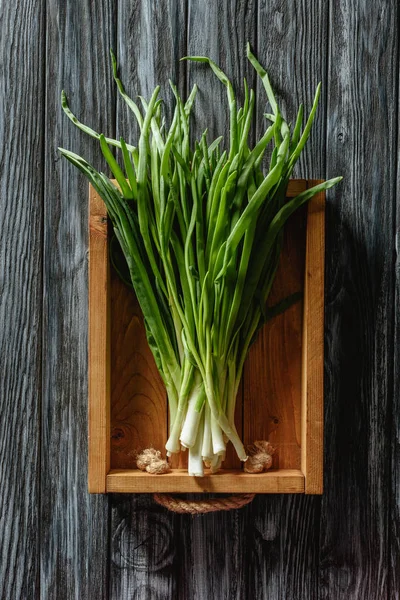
left=60, top=45, right=341, bottom=476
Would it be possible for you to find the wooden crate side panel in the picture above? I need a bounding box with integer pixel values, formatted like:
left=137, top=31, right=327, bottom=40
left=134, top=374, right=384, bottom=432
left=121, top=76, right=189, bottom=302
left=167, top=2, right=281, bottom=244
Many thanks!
left=301, top=180, right=325, bottom=494
left=88, top=187, right=111, bottom=493
left=106, top=469, right=305, bottom=494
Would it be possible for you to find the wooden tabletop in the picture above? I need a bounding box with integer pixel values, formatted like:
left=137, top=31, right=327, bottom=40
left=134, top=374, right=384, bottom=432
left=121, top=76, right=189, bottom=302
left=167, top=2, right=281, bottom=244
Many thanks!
left=1, top=1, right=398, bottom=598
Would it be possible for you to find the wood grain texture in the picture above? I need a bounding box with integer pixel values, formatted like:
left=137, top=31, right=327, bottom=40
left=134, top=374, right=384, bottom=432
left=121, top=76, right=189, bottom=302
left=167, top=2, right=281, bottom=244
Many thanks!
left=41, top=1, right=115, bottom=597
left=301, top=182, right=325, bottom=494
left=89, top=188, right=110, bottom=492
left=391, top=7, right=400, bottom=598
left=392, top=154, right=400, bottom=597
left=243, top=200, right=307, bottom=471
left=392, top=77, right=400, bottom=598
left=174, top=501, right=251, bottom=600
left=322, top=1, right=397, bottom=598
left=110, top=494, right=178, bottom=600
left=246, top=495, right=321, bottom=599
left=0, top=1, right=44, bottom=598
left=256, top=0, right=328, bottom=178
left=115, top=0, right=187, bottom=143
left=247, top=2, right=329, bottom=598
left=107, top=469, right=305, bottom=494
left=187, top=0, right=257, bottom=142
left=110, top=2, right=187, bottom=599
left=3, top=0, right=399, bottom=598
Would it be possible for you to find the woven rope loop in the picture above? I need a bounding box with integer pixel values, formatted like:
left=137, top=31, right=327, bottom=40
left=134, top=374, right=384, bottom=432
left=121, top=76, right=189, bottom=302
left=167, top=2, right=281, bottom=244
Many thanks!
left=153, top=492, right=256, bottom=514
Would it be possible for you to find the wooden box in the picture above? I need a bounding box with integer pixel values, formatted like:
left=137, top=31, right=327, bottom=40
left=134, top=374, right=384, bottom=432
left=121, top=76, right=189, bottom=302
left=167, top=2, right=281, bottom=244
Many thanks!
left=88, top=179, right=324, bottom=495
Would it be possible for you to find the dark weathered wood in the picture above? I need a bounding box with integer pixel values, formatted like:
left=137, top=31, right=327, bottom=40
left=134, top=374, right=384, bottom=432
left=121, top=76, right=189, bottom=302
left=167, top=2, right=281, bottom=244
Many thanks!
left=247, top=495, right=321, bottom=599
left=391, top=11, right=400, bottom=599
left=392, top=105, right=400, bottom=597
left=242, top=2, right=329, bottom=598
left=115, top=0, right=187, bottom=141
left=109, top=1, right=187, bottom=598
left=111, top=494, right=178, bottom=600
left=256, top=0, right=327, bottom=178
left=171, top=3, right=258, bottom=599
left=392, top=185, right=400, bottom=597
left=41, top=1, right=116, bottom=597
left=186, top=0, right=257, bottom=143
left=321, top=1, right=397, bottom=598
left=0, top=1, right=44, bottom=598
left=175, top=505, right=250, bottom=600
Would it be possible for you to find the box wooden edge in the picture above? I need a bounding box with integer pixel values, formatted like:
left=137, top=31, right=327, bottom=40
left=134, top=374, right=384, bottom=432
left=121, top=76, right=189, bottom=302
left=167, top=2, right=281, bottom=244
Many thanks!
left=88, top=184, right=110, bottom=493
left=301, top=180, right=325, bottom=495
left=106, top=469, right=305, bottom=494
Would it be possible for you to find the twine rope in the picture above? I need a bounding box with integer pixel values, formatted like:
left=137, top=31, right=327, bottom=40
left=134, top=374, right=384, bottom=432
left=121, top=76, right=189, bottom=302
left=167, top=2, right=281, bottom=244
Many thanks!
left=136, top=448, right=170, bottom=474
left=152, top=492, right=256, bottom=514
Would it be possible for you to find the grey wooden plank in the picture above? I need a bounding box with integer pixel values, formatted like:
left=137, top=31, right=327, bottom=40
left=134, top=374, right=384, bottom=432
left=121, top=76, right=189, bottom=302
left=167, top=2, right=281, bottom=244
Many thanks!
left=247, top=495, right=320, bottom=599
left=321, top=1, right=397, bottom=598
left=110, top=1, right=186, bottom=598
left=174, top=2, right=257, bottom=599
left=257, top=0, right=327, bottom=178
left=175, top=503, right=250, bottom=600
left=41, top=2, right=116, bottom=598
left=244, top=2, right=329, bottom=598
left=186, top=0, right=257, bottom=145
left=111, top=495, right=178, bottom=600
left=392, top=182, right=400, bottom=598
left=391, top=14, right=400, bottom=598
left=115, top=0, right=187, bottom=141
left=392, top=105, right=400, bottom=597
left=0, top=1, right=44, bottom=598
left=2, top=0, right=398, bottom=597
